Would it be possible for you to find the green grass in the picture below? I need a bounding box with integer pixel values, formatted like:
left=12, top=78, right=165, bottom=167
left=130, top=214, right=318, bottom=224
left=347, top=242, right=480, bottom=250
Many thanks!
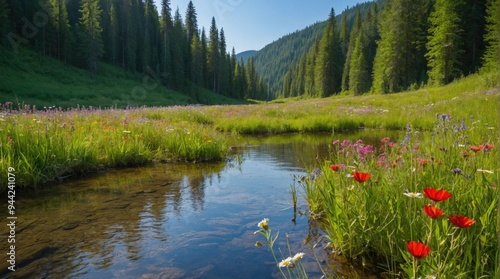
left=301, top=116, right=498, bottom=278
left=0, top=46, right=246, bottom=108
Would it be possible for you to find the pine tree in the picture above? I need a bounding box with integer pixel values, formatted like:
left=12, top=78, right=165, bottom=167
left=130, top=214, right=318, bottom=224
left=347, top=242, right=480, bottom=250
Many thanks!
left=80, top=0, right=104, bottom=73
left=185, top=1, right=198, bottom=43
left=481, top=0, right=499, bottom=73
left=348, top=32, right=368, bottom=95
left=372, top=0, right=431, bottom=93
left=218, top=28, right=229, bottom=95
left=160, top=0, right=173, bottom=86
left=207, top=17, right=219, bottom=92
left=171, top=7, right=186, bottom=89
left=190, top=33, right=203, bottom=86
left=314, top=8, right=342, bottom=97
left=426, top=0, right=463, bottom=85
left=341, top=8, right=361, bottom=92
left=109, top=0, right=119, bottom=64
left=49, top=0, right=70, bottom=60
left=200, top=28, right=208, bottom=88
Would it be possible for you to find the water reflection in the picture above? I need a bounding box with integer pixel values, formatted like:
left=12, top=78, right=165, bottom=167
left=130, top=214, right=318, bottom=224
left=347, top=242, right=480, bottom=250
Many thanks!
left=1, top=131, right=400, bottom=279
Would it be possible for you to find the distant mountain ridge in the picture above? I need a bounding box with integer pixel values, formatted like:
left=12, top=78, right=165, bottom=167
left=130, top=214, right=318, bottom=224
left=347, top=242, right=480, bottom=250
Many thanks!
left=236, top=50, right=258, bottom=62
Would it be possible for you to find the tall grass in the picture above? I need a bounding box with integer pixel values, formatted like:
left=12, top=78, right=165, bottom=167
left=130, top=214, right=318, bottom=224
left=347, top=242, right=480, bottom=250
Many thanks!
left=0, top=105, right=228, bottom=192
left=302, top=113, right=498, bottom=278
left=0, top=73, right=497, bottom=194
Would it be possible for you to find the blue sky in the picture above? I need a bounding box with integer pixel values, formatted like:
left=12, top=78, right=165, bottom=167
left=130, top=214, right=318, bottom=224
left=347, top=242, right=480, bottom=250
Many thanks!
left=153, top=0, right=366, bottom=53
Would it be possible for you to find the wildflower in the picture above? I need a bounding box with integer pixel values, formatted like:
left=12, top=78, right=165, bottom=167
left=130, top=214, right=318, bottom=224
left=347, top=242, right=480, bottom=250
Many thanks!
left=332, top=139, right=339, bottom=145
left=310, top=168, right=322, bottom=180
left=483, top=143, right=495, bottom=151
left=352, top=171, right=370, bottom=183
left=448, top=215, right=476, bottom=228
left=419, top=275, right=437, bottom=279
left=381, top=137, right=390, bottom=143
left=461, top=151, right=470, bottom=158
left=330, top=164, right=345, bottom=172
left=123, top=130, right=131, bottom=134
left=423, top=205, right=444, bottom=219
left=340, top=140, right=351, bottom=148
left=257, top=218, right=269, bottom=231
left=278, top=257, right=294, bottom=268
left=292, top=252, right=305, bottom=262
left=451, top=168, right=462, bottom=175
left=403, top=191, right=423, bottom=198
left=406, top=241, right=431, bottom=259
left=470, top=145, right=483, bottom=152
left=423, top=187, right=452, bottom=202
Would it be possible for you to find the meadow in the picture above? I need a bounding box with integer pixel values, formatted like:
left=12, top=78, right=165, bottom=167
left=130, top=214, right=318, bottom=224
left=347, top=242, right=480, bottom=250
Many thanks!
left=0, top=72, right=498, bottom=277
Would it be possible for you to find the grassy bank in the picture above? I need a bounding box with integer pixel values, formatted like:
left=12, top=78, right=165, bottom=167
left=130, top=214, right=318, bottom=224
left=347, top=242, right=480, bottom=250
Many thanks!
left=302, top=114, right=498, bottom=278
left=0, top=72, right=498, bottom=194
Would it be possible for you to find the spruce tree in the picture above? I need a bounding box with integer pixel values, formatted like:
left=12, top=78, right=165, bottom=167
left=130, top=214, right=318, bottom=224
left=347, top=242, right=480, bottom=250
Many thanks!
left=341, top=9, right=361, bottom=92
left=80, top=0, right=104, bottom=73
left=481, top=0, right=499, bottom=73
left=207, top=17, right=219, bottom=92
left=50, top=0, right=70, bottom=60
left=426, top=0, right=463, bottom=85
left=185, top=1, right=198, bottom=43
left=372, top=0, right=431, bottom=93
left=160, top=0, right=173, bottom=86
left=314, top=8, right=342, bottom=97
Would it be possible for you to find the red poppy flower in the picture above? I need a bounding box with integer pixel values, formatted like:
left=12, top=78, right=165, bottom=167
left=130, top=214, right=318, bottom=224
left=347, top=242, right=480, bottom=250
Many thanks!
left=483, top=143, right=495, bottom=151
left=423, top=187, right=452, bottom=202
left=330, top=164, right=340, bottom=172
left=352, top=171, right=370, bottom=183
left=406, top=241, right=430, bottom=259
left=470, top=145, right=483, bottom=152
left=422, top=205, right=444, bottom=219
left=448, top=214, right=476, bottom=228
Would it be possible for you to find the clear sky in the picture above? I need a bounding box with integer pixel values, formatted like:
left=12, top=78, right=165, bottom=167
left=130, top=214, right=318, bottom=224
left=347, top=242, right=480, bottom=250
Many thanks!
left=153, top=0, right=366, bottom=53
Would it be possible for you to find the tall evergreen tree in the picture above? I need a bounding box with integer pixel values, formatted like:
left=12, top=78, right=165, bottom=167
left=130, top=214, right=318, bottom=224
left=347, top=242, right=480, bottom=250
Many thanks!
left=80, top=0, right=104, bottom=73
left=185, top=1, right=198, bottom=43
left=459, top=0, right=487, bottom=74
left=109, top=0, right=120, bottom=64
left=314, top=8, right=342, bottom=97
left=218, top=28, right=229, bottom=95
left=341, top=8, right=361, bottom=91
left=481, top=0, right=499, bottom=73
left=348, top=31, right=369, bottom=95
left=160, top=0, right=173, bottom=86
left=50, top=0, right=70, bottom=60
left=171, top=7, right=186, bottom=89
left=372, top=0, right=431, bottom=93
left=207, top=17, right=219, bottom=92
left=426, top=0, right=463, bottom=85
left=190, top=32, right=203, bottom=87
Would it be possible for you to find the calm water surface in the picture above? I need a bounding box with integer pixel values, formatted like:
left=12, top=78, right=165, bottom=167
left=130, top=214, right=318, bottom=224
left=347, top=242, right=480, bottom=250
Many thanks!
left=1, top=131, right=398, bottom=279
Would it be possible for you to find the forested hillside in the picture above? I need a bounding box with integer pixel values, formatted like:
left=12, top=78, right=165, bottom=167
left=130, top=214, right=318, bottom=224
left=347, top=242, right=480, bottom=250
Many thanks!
left=0, top=0, right=269, bottom=103
left=252, top=1, right=380, bottom=97
left=280, top=0, right=499, bottom=98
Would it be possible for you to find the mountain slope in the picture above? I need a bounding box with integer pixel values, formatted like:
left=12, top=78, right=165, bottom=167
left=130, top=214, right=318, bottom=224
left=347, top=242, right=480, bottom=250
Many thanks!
left=0, top=47, right=246, bottom=108
left=252, top=1, right=380, bottom=97
left=236, top=50, right=258, bottom=62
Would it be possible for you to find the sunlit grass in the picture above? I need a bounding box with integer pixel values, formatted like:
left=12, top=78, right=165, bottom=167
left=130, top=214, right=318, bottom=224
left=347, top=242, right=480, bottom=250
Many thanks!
left=301, top=113, right=498, bottom=278
left=0, top=72, right=497, bottom=194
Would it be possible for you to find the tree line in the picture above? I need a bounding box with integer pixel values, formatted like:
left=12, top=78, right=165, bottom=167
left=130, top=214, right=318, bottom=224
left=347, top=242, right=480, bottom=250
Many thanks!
left=0, top=0, right=269, bottom=101
left=281, top=0, right=499, bottom=98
